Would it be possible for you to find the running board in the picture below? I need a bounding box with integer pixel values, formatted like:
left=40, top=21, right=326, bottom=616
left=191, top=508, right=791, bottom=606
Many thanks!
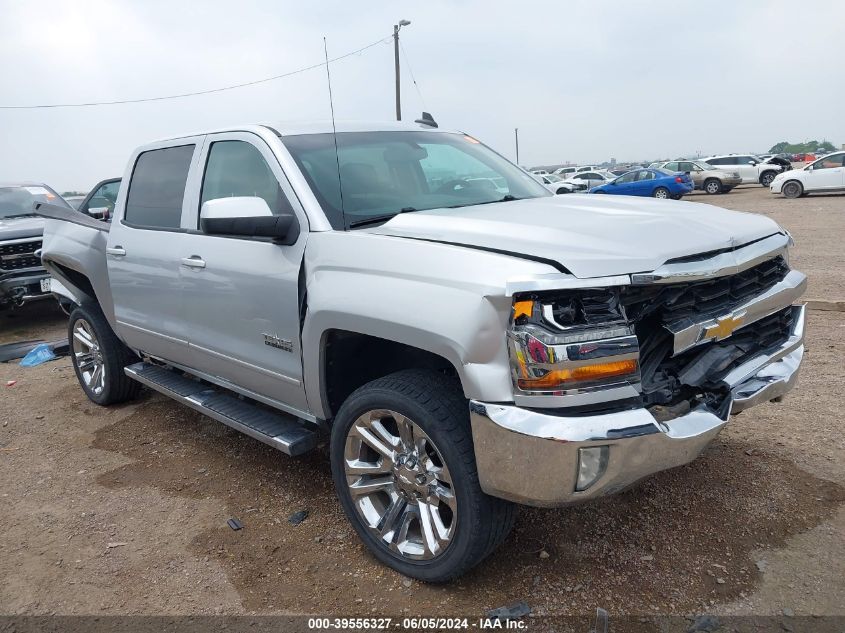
left=125, top=362, right=317, bottom=456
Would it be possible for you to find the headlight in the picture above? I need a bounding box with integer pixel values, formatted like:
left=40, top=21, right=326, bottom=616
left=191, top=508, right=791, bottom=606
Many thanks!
left=507, top=290, right=641, bottom=395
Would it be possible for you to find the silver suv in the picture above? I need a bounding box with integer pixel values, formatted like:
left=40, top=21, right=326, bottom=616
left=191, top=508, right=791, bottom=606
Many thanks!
left=40, top=121, right=806, bottom=580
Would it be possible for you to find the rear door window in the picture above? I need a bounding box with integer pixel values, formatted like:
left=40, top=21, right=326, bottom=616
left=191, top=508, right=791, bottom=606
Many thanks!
left=124, top=145, right=195, bottom=229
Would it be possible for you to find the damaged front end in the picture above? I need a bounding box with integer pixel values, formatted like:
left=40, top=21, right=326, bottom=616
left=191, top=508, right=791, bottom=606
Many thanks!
left=507, top=254, right=805, bottom=421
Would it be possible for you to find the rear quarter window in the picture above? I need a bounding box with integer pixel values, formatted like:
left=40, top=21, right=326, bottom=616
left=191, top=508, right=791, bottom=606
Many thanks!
left=124, top=145, right=195, bottom=229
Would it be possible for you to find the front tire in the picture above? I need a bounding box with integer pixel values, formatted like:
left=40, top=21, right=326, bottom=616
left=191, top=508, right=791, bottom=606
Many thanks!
left=330, top=369, right=516, bottom=582
left=782, top=180, right=803, bottom=199
left=69, top=304, right=141, bottom=405
left=760, top=171, right=777, bottom=187
left=704, top=178, right=723, bottom=195
left=653, top=187, right=670, bottom=199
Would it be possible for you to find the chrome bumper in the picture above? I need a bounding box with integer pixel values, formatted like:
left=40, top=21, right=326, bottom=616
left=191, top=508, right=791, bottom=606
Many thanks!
left=469, top=304, right=805, bottom=507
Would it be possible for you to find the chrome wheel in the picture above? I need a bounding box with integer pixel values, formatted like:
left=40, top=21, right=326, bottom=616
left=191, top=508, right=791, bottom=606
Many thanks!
left=344, top=409, right=456, bottom=561
left=72, top=318, right=105, bottom=395
left=654, top=187, right=670, bottom=199
left=705, top=180, right=721, bottom=194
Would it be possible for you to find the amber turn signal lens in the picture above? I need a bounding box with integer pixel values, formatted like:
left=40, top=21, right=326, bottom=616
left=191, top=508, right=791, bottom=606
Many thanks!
left=517, top=359, right=638, bottom=390
left=513, top=300, right=534, bottom=320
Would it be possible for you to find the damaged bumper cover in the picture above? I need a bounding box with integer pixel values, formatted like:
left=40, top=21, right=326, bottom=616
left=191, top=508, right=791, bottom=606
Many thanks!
left=469, top=305, right=805, bottom=507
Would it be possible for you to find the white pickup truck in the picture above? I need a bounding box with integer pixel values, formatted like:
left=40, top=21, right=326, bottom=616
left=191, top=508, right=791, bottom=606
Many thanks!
left=39, top=120, right=806, bottom=581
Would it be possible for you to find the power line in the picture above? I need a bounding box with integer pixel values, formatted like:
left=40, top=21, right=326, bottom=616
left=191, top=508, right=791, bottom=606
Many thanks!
left=399, top=39, right=427, bottom=111
left=0, top=35, right=392, bottom=110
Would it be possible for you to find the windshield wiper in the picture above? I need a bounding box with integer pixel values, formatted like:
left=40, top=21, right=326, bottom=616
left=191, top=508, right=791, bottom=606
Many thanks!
left=347, top=207, right=418, bottom=229
left=448, top=195, right=522, bottom=209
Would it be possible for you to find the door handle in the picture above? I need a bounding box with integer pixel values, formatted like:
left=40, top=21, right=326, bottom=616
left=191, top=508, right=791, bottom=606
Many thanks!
left=181, top=256, right=206, bottom=269
left=106, top=246, right=126, bottom=257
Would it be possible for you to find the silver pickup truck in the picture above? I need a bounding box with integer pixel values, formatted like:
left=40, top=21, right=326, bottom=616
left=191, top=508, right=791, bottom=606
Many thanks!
left=39, top=121, right=806, bottom=581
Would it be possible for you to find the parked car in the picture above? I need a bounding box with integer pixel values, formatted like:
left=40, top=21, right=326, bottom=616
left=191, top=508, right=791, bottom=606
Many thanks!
left=770, top=151, right=845, bottom=198
left=39, top=121, right=806, bottom=581
left=530, top=169, right=550, bottom=176
left=77, top=178, right=121, bottom=220
left=609, top=169, right=632, bottom=177
left=552, top=166, right=577, bottom=177
left=565, top=170, right=616, bottom=191
left=652, top=160, right=741, bottom=194
left=702, top=154, right=783, bottom=186
left=0, top=182, right=73, bottom=308
left=590, top=168, right=693, bottom=198
left=535, top=173, right=578, bottom=194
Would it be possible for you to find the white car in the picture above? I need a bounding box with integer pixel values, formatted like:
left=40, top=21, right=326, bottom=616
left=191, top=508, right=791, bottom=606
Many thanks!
left=552, top=166, right=577, bottom=177
left=564, top=170, right=616, bottom=191
left=770, top=151, right=845, bottom=198
left=530, top=169, right=550, bottom=176
left=702, top=154, right=783, bottom=186
left=535, top=173, right=578, bottom=194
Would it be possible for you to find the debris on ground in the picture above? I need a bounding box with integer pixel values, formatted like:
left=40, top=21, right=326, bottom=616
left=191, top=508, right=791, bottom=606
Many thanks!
left=227, top=518, right=243, bottom=531
left=5, top=380, right=16, bottom=387
left=486, top=601, right=531, bottom=620
left=20, top=343, right=58, bottom=367
left=106, top=542, right=128, bottom=549
left=0, top=340, right=44, bottom=363
left=288, top=510, right=308, bottom=525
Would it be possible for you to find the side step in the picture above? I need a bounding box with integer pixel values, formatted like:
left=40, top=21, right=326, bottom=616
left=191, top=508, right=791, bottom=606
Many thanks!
left=125, top=362, right=317, bottom=456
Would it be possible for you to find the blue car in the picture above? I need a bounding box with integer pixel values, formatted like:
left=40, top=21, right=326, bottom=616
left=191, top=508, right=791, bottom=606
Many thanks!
left=589, top=168, right=693, bottom=199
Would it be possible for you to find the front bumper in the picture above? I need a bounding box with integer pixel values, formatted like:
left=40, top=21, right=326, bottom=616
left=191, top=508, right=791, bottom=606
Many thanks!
left=0, top=270, right=51, bottom=306
left=469, top=304, right=805, bottom=507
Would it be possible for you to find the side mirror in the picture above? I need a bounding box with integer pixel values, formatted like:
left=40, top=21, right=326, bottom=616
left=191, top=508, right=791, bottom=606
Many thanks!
left=88, top=206, right=110, bottom=220
left=200, top=197, right=299, bottom=244
left=748, top=160, right=757, bottom=165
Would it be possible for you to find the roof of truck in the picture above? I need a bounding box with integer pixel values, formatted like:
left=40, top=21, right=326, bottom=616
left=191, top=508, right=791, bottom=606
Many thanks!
left=148, top=120, right=452, bottom=145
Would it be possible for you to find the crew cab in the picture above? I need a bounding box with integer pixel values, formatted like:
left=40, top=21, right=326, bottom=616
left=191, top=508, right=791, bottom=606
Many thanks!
left=39, top=121, right=806, bottom=581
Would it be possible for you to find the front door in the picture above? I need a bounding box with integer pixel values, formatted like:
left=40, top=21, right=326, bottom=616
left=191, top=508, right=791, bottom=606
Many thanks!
left=107, top=142, right=202, bottom=366
left=179, top=133, right=310, bottom=414
left=802, top=153, right=845, bottom=191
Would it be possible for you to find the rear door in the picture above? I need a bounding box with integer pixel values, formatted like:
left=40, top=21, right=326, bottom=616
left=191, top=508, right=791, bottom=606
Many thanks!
left=107, top=141, right=203, bottom=365
left=179, top=132, right=311, bottom=415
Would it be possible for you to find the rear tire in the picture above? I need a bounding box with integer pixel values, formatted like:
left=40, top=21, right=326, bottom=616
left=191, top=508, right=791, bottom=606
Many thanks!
left=653, top=187, right=670, bottom=199
left=68, top=304, right=141, bottom=405
left=330, top=369, right=516, bottom=582
left=704, top=178, right=723, bottom=195
left=760, top=171, right=777, bottom=187
left=782, top=180, right=803, bottom=199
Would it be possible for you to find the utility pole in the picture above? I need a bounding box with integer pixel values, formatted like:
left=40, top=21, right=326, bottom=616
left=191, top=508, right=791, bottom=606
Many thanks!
left=514, top=128, right=520, bottom=164
left=393, top=20, right=411, bottom=121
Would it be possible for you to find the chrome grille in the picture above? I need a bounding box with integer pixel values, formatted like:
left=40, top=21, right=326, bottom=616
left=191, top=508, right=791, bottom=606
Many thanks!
left=0, top=239, right=42, bottom=272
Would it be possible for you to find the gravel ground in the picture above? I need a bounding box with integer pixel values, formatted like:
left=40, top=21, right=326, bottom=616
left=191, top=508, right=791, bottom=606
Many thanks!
left=0, top=185, right=843, bottom=619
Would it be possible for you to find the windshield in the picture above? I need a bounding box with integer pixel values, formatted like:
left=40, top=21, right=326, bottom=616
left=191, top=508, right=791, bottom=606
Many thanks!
left=0, top=185, right=70, bottom=219
left=545, top=174, right=563, bottom=182
left=281, top=131, right=550, bottom=229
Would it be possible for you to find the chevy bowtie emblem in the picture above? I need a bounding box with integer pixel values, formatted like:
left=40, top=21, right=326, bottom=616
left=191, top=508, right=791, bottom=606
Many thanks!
left=704, top=311, right=746, bottom=341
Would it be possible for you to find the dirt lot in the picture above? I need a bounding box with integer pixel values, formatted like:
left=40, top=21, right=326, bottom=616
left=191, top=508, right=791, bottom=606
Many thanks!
left=1, top=186, right=843, bottom=620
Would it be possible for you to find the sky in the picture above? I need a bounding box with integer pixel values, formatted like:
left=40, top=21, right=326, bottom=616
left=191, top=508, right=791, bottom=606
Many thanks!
left=1, top=0, right=843, bottom=191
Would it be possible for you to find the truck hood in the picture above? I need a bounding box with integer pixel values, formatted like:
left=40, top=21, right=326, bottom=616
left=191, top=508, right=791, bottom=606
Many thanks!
left=367, top=195, right=782, bottom=278
left=0, top=216, right=45, bottom=241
